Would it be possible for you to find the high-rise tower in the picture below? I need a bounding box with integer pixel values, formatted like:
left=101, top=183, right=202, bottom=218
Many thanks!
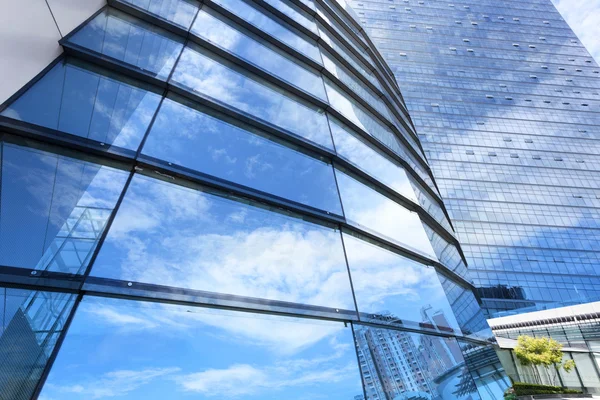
left=0, top=0, right=508, bottom=399
left=348, top=0, right=600, bottom=315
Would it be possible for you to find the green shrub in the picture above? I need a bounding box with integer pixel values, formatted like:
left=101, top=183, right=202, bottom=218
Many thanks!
left=511, top=382, right=583, bottom=396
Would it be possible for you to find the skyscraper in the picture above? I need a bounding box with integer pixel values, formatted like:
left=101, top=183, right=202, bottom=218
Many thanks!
left=348, top=0, right=600, bottom=315
left=0, top=0, right=508, bottom=399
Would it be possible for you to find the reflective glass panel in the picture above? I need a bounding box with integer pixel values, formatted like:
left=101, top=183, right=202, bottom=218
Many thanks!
left=171, top=45, right=333, bottom=150
left=1, top=59, right=162, bottom=151
left=0, top=141, right=129, bottom=274
left=329, top=117, right=417, bottom=202
left=92, top=174, right=355, bottom=311
left=354, top=326, right=482, bottom=400
left=68, top=8, right=184, bottom=80
left=458, top=341, right=511, bottom=400
left=343, top=233, right=459, bottom=330
left=190, top=8, right=326, bottom=100
left=0, top=288, right=75, bottom=400
left=335, top=169, right=437, bottom=259
left=118, top=0, right=200, bottom=29
left=261, top=0, right=318, bottom=33
left=142, top=96, right=342, bottom=213
left=211, top=0, right=321, bottom=62
left=40, top=297, right=364, bottom=399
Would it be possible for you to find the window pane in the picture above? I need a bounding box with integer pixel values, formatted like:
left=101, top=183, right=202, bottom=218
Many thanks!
left=1, top=59, right=162, bottom=151
left=191, top=8, right=326, bottom=100
left=171, top=45, right=333, bottom=150
left=212, top=0, right=321, bottom=62
left=40, top=297, right=364, bottom=399
left=0, top=142, right=129, bottom=274
left=335, top=168, right=437, bottom=259
left=459, top=341, right=510, bottom=400
left=142, top=96, right=342, bottom=214
left=355, top=326, right=482, bottom=400
left=68, top=8, right=184, bottom=80
left=117, top=0, right=200, bottom=29
left=91, top=174, right=355, bottom=312
left=343, top=233, right=459, bottom=331
left=0, top=287, right=75, bottom=400
left=262, top=0, right=318, bottom=33
left=329, top=117, right=417, bottom=202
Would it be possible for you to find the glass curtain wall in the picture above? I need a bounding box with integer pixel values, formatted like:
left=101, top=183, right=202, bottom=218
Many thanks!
left=0, top=0, right=507, bottom=398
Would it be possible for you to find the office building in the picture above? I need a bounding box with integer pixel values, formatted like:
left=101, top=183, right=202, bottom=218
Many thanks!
left=347, top=0, right=600, bottom=315
left=0, top=0, right=507, bottom=399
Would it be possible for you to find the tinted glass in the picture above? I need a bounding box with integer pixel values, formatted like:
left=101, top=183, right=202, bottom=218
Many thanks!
left=41, top=297, right=364, bottom=399
left=142, top=96, right=342, bottom=213
left=458, top=340, right=511, bottom=400
left=354, top=326, right=482, bottom=400
left=329, top=117, right=417, bottom=202
left=0, top=142, right=128, bottom=274
left=1, top=60, right=162, bottom=151
left=118, top=0, right=200, bottom=29
left=343, top=233, right=459, bottom=330
left=261, top=0, right=318, bottom=33
left=0, top=288, right=75, bottom=400
left=211, top=0, right=321, bottom=62
left=191, top=8, right=326, bottom=100
left=68, top=8, right=184, bottom=80
left=91, top=174, right=355, bottom=312
left=335, top=169, right=437, bottom=259
left=171, top=45, right=333, bottom=149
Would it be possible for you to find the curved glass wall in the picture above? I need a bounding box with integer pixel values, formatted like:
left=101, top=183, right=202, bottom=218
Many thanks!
left=0, top=0, right=505, bottom=398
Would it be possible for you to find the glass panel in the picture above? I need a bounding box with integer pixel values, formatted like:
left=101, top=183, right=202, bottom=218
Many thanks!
left=68, top=8, right=184, bottom=80
left=315, top=4, right=369, bottom=62
left=325, top=80, right=424, bottom=160
left=117, top=0, right=200, bottom=29
left=142, top=96, right=343, bottom=214
left=572, top=353, right=600, bottom=388
left=211, top=0, right=321, bottom=62
left=329, top=117, right=417, bottom=202
left=558, top=352, right=582, bottom=388
left=190, top=8, right=326, bottom=100
left=335, top=168, right=437, bottom=259
left=423, top=224, right=467, bottom=277
left=171, top=44, right=333, bottom=150
left=0, top=287, right=75, bottom=400
left=343, top=232, right=459, bottom=331
left=458, top=341, right=511, bottom=400
left=354, top=326, right=482, bottom=400
left=1, top=59, right=162, bottom=151
left=91, top=174, right=355, bottom=312
left=261, top=0, right=318, bottom=33
left=0, top=142, right=129, bottom=274
left=40, top=297, right=364, bottom=399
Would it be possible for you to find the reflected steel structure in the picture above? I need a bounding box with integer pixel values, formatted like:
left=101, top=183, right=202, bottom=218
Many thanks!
left=0, top=0, right=508, bottom=399
left=346, top=0, right=600, bottom=315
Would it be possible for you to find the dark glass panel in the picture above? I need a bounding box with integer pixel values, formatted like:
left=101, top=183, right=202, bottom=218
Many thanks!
left=171, top=44, right=333, bottom=149
left=0, top=287, right=75, bottom=400
left=354, top=326, right=482, bottom=400
left=0, top=142, right=128, bottom=274
left=142, top=96, right=342, bottom=214
left=40, top=297, right=363, bottom=399
left=261, top=0, right=318, bottom=33
left=458, top=340, right=511, bottom=400
left=335, top=168, right=437, bottom=259
left=191, top=8, right=326, bottom=100
left=1, top=59, right=162, bottom=151
left=117, top=0, right=200, bottom=29
left=91, top=174, right=355, bottom=312
left=68, top=8, right=184, bottom=80
left=343, top=232, right=459, bottom=331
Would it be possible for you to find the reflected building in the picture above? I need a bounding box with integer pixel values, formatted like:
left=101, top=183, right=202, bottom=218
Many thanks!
left=0, top=0, right=508, bottom=399
left=346, top=0, right=600, bottom=316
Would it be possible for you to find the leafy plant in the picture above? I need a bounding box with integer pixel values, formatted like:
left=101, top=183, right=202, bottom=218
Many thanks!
left=514, top=335, right=576, bottom=386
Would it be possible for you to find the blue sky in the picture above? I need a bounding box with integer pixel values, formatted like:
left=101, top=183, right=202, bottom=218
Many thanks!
left=552, top=0, right=600, bottom=62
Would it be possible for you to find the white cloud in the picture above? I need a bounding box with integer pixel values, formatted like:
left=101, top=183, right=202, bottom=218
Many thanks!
left=46, top=367, right=180, bottom=399
left=552, top=0, right=600, bottom=62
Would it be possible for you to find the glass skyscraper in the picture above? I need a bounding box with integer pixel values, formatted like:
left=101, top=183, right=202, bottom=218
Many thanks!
left=347, top=0, right=600, bottom=315
left=0, top=0, right=509, bottom=399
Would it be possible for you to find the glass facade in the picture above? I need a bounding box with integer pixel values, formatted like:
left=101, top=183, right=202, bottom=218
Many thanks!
left=348, top=0, right=600, bottom=315
left=0, top=0, right=508, bottom=398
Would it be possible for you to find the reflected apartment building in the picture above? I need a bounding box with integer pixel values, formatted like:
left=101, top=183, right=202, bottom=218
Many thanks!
left=0, top=0, right=513, bottom=399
